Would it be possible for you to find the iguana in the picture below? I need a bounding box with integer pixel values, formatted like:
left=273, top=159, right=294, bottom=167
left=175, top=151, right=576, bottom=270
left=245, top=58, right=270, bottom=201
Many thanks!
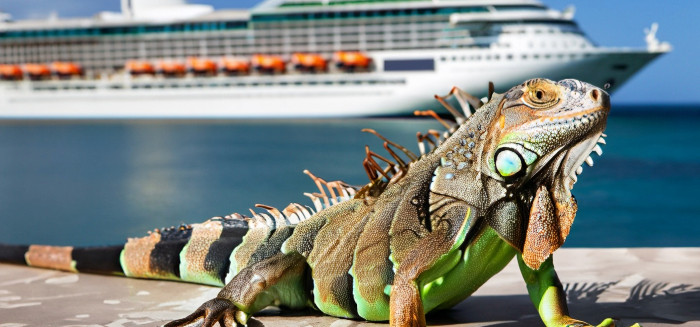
left=0, top=78, right=630, bottom=327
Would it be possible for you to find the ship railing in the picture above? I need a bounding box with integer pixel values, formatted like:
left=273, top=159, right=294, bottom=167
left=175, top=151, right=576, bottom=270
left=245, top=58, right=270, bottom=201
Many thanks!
left=3, top=73, right=408, bottom=93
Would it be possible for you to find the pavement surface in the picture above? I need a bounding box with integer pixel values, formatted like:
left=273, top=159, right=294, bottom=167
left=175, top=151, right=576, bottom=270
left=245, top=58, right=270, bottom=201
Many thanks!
left=0, top=248, right=698, bottom=327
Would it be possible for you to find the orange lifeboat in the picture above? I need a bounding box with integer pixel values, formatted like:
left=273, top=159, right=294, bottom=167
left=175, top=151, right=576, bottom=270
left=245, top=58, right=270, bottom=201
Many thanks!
left=187, top=57, right=218, bottom=76
left=126, top=60, right=155, bottom=75
left=251, top=54, right=286, bottom=74
left=22, top=63, right=52, bottom=80
left=221, top=57, right=250, bottom=75
left=0, top=64, right=23, bottom=80
left=157, top=60, right=186, bottom=77
left=333, top=51, right=371, bottom=71
left=51, top=61, right=83, bottom=78
left=291, top=53, right=327, bottom=72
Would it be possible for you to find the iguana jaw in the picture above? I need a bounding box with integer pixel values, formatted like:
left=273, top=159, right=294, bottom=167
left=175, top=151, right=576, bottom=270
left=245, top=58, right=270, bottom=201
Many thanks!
left=559, top=131, right=607, bottom=193
left=528, top=107, right=609, bottom=197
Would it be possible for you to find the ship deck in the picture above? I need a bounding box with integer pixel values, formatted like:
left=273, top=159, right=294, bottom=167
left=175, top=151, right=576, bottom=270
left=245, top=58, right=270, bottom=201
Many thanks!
left=1, top=248, right=698, bottom=326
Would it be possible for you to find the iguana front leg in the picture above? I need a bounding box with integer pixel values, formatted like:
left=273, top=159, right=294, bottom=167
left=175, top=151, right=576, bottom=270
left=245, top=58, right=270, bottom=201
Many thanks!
left=166, top=252, right=308, bottom=327
left=389, top=205, right=471, bottom=327
left=517, top=254, right=625, bottom=327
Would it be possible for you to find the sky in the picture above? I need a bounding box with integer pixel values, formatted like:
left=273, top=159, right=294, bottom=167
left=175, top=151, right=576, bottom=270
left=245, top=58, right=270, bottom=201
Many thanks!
left=0, top=0, right=697, bottom=104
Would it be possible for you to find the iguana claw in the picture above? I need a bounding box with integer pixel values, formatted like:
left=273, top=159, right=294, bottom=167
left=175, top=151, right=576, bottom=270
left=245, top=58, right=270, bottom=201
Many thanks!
left=164, top=298, right=241, bottom=327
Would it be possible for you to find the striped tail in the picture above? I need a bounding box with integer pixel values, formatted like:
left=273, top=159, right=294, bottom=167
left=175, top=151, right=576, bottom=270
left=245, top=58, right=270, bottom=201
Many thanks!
left=0, top=170, right=357, bottom=287
left=0, top=203, right=315, bottom=287
left=0, top=243, right=124, bottom=275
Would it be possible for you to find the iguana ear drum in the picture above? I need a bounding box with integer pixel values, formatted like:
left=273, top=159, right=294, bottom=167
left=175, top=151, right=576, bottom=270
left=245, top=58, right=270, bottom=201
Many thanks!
left=494, top=148, right=526, bottom=181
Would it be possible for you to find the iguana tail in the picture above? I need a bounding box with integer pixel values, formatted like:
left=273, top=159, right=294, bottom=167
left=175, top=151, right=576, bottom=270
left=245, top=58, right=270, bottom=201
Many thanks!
left=0, top=203, right=317, bottom=287
left=0, top=243, right=124, bottom=275
left=0, top=172, right=359, bottom=287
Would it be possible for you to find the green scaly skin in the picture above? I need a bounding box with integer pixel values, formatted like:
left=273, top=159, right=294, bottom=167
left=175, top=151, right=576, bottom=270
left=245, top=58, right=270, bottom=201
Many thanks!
left=0, top=79, right=640, bottom=327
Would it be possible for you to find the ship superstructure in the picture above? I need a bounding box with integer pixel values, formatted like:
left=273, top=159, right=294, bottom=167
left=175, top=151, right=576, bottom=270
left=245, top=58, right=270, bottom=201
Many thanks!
left=0, top=0, right=670, bottom=118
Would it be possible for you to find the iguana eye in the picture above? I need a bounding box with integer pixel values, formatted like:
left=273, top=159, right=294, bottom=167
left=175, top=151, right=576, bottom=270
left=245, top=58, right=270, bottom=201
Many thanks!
left=526, top=88, right=558, bottom=108
left=495, top=148, right=526, bottom=180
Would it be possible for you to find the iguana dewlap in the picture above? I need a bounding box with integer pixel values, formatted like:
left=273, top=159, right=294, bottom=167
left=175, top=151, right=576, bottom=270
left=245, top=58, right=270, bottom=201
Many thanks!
left=1, top=79, right=637, bottom=327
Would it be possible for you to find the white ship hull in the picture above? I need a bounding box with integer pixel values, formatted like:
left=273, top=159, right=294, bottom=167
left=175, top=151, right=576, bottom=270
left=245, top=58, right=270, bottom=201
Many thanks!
left=0, top=48, right=663, bottom=119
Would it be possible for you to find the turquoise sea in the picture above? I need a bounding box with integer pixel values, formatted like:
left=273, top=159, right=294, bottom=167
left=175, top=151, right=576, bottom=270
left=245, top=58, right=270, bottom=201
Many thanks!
left=0, top=104, right=698, bottom=248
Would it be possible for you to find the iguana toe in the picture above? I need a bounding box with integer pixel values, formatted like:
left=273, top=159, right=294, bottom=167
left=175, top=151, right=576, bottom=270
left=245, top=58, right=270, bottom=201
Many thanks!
left=164, top=298, right=240, bottom=327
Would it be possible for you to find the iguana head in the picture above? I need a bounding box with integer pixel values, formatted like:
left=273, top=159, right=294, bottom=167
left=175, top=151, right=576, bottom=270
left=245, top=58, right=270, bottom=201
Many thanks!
left=378, top=78, right=609, bottom=269
left=485, top=78, right=610, bottom=194
left=479, top=78, right=610, bottom=269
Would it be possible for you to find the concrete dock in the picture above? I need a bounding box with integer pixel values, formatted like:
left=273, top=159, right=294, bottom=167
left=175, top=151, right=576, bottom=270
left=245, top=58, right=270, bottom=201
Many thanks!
left=1, top=248, right=698, bottom=327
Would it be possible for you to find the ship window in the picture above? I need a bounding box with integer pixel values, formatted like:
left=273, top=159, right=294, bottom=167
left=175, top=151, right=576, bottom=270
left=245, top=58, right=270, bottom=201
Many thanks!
left=437, top=8, right=457, bottom=15
left=384, top=59, right=434, bottom=71
left=146, top=26, right=165, bottom=33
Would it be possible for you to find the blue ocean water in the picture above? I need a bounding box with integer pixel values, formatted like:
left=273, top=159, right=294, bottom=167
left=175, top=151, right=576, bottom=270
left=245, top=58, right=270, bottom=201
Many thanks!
left=0, top=105, right=698, bottom=248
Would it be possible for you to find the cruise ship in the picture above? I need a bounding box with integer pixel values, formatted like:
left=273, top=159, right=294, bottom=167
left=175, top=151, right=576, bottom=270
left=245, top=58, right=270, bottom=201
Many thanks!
left=0, top=0, right=670, bottom=119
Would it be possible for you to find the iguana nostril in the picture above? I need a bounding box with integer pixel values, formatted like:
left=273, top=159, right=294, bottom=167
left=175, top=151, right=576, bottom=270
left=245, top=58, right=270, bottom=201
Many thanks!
left=590, top=89, right=599, bottom=102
